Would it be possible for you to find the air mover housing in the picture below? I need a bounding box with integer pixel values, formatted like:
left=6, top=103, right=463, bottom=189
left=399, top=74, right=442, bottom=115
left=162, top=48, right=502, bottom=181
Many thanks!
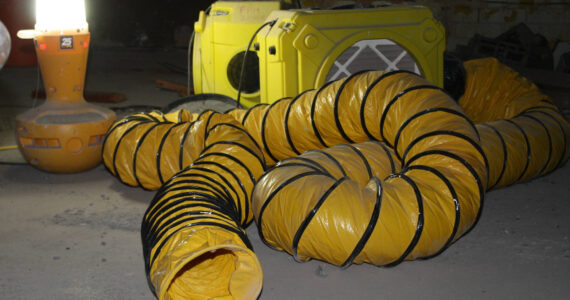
left=192, top=1, right=282, bottom=108
left=256, top=6, right=445, bottom=103
left=192, top=2, right=445, bottom=107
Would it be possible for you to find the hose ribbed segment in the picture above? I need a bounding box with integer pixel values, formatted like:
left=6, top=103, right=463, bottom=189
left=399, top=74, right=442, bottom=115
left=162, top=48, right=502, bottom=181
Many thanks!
left=249, top=71, right=488, bottom=266
left=102, top=109, right=213, bottom=190
left=249, top=61, right=569, bottom=267
left=460, top=58, right=570, bottom=190
left=104, top=111, right=266, bottom=299
left=141, top=115, right=265, bottom=299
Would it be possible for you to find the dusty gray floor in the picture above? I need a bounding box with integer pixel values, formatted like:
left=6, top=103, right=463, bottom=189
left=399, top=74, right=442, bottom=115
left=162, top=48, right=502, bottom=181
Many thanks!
left=1, top=47, right=569, bottom=299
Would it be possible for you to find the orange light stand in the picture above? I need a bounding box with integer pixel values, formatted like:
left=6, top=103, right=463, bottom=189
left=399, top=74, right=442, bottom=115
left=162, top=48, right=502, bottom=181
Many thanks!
left=16, top=30, right=116, bottom=173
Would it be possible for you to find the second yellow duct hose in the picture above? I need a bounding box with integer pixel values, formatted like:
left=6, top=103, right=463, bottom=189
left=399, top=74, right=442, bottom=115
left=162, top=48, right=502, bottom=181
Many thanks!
left=103, top=111, right=266, bottom=299
left=102, top=58, right=569, bottom=299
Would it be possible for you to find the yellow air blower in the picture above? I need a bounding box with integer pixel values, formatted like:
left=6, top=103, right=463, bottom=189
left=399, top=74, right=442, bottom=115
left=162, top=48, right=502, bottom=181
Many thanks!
left=192, top=1, right=282, bottom=108
left=192, top=1, right=445, bottom=108
left=15, top=0, right=116, bottom=173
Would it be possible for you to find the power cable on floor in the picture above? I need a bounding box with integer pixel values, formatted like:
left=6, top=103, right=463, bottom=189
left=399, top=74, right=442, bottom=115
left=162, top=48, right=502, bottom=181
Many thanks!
left=0, top=145, right=18, bottom=151
left=0, top=145, right=27, bottom=165
left=32, top=58, right=41, bottom=108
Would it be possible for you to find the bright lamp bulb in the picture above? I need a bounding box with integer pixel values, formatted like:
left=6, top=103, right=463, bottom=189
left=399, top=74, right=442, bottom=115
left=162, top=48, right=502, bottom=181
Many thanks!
left=35, top=0, right=88, bottom=32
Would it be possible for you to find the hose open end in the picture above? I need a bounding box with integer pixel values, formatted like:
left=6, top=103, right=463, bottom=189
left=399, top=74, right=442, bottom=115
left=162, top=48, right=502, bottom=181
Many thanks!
left=151, top=226, right=262, bottom=300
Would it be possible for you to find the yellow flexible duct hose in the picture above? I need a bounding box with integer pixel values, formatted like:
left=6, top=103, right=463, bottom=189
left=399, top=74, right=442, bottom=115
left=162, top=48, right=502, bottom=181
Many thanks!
left=245, top=70, right=487, bottom=266
left=248, top=60, right=568, bottom=267
left=102, top=58, right=569, bottom=299
left=104, top=110, right=266, bottom=299
left=460, top=58, right=570, bottom=189
left=102, top=109, right=201, bottom=190
left=142, top=115, right=266, bottom=300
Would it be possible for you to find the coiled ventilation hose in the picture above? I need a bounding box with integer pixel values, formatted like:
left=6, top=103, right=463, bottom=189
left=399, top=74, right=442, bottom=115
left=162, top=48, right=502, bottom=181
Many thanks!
left=103, top=58, right=569, bottom=299
left=461, top=58, right=569, bottom=189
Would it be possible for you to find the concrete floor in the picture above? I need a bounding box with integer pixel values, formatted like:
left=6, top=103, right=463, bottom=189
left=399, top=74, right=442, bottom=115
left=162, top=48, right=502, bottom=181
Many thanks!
left=1, top=47, right=569, bottom=299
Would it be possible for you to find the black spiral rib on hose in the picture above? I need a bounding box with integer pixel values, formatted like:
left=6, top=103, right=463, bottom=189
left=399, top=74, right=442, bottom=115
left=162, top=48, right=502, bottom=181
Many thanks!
left=261, top=98, right=289, bottom=163
left=478, top=123, right=508, bottom=190
left=527, top=110, right=569, bottom=170
left=333, top=70, right=371, bottom=144
left=285, top=89, right=313, bottom=155
left=340, top=176, right=382, bottom=268
left=383, top=173, right=424, bottom=267
left=310, top=80, right=337, bottom=148
left=307, top=149, right=348, bottom=177
left=256, top=169, right=333, bottom=250
left=156, top=122, right=186, bottom=185
left=522, top=114, right=552, bottom=176
left=359, top=70, right=417, bottom=141
left=133, top=123, right=164, bottom=188
left=520, top=108, right=570, bottom=170
left=111, top=121, right=154, bottom=187
left=178, top=121, right=195, bottom=170
left=504, top=119, right=532, bottom=183
left=345, top=144, right=373, bottom=177
left=405, top=149, right=485, bottom=236
left=241, top=103, right=265, bottom=126
left=379, top=85, right=444, bottom=149
left=291, top=176, right=350, bottom=262
left=393, top=108, right=479, bottom=161
left=407, top=165, right=460, bottom=260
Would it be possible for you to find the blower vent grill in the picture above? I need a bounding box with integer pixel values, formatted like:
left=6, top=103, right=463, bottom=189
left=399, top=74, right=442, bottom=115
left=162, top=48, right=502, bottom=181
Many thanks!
left=326, top=39, right=421, bottom=82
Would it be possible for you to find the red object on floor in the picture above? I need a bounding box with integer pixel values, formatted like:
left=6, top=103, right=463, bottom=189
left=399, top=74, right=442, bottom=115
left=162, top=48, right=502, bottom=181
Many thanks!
left=0, top=0, right=37, bottom=67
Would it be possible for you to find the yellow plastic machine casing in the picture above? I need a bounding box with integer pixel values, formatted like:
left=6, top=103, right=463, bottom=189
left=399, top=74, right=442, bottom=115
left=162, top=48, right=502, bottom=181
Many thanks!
left=256, top=6, right=445, bottom=103
left=193, top=2, right=445, bottom=108
left=193, top=1, right=282, bottom=108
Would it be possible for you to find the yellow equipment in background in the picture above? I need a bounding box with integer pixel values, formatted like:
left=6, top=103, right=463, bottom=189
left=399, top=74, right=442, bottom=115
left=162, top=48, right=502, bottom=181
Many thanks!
left=192, top=1, right=445, bottom=108
left=192, top=1, right=282, bottom=108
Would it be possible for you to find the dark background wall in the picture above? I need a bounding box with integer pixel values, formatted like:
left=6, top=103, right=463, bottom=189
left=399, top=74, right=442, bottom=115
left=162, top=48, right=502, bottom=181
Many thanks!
left=3, top=0, right=569, bottom=51
left=85, top=0, right=214, bottom=47
left=0, top=0, right=214, bottom=48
